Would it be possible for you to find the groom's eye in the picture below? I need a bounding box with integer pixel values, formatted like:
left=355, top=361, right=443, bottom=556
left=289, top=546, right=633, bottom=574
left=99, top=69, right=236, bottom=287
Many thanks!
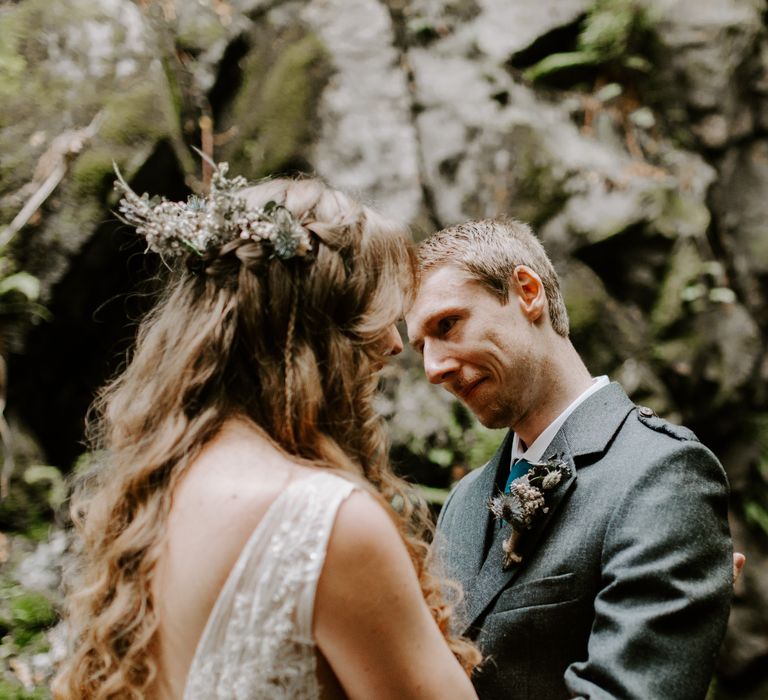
left=437, top=317, right=458, bottom=336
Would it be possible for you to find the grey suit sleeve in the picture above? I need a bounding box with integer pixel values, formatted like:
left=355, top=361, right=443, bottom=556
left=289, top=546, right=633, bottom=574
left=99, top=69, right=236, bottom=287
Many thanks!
left=564, top=442, right=733, bottom=700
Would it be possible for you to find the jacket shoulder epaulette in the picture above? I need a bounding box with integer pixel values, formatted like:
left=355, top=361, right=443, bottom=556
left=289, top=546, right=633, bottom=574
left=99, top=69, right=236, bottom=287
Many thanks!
left=635, top=406, right=699, bottom=442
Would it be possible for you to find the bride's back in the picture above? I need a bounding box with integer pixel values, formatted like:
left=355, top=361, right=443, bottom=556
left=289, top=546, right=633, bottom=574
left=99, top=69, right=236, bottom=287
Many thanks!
left=152, top=420, right=301, bottom=699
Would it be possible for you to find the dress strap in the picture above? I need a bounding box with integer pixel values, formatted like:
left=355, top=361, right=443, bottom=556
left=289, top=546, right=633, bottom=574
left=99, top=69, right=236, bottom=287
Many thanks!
left=291, top=472, right=357, bottom=638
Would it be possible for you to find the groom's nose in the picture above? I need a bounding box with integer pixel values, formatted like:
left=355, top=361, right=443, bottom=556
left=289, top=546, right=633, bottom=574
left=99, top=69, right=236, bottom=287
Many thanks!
left=423, top=341, right=459, bottom=384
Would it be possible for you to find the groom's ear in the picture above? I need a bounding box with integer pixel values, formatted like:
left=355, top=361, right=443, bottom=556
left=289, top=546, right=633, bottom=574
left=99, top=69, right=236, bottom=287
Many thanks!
left=511, top=265, right=546, bottom=323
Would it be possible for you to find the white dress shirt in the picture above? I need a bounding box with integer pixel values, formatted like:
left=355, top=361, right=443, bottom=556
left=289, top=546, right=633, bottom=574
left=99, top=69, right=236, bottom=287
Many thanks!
left=510, top=376, right=610, bottom=468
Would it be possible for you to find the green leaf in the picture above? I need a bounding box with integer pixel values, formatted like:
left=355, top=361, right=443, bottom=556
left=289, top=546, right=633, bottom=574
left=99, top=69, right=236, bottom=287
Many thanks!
left=23, top=465, right=67, bottom=510
left=595, top=82, right=623, bottom=102
left=427, top=447, right=454, bottom=467
left=524, top=50, right=602, bottom=82
left=0, top=272, right=39, bottom=300
left=623, top=55, right=652, bottom=72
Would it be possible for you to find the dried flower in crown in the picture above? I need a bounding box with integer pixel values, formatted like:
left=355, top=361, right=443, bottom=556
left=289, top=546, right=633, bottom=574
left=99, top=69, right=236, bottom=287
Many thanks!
left=113, top=160, right=312, bottom=261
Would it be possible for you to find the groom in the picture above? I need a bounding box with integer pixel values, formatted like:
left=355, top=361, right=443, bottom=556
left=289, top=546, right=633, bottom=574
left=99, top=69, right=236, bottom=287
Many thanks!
left=405, top=218, right=733, bottom=699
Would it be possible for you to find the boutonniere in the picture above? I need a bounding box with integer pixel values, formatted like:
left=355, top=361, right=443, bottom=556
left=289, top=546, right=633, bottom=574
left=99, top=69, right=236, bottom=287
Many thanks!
left=488, top=455, right=571, bottom=570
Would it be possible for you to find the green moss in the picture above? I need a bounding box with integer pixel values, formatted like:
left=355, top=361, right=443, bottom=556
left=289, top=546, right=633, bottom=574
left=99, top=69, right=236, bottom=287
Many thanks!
left=23, top=521, right=52, bottom=544
left=460, top=125, right=567, bottom=226
left=655, top=191, right=711, bottom=239
left=652, top=335, right=700, bottom=370
left=514, top=142, right=569, bottom=226
left=0, top=478, right=53, bottom=536
left=561, top=263, right=609, bottom=334
left=101, top=81, right=172, bottom=146
left=175, top=9, right=228, bottom=51
left=0, top=10, right=29, bottom=113
left=0, top=679, right=50, bottom=700
left=12, top=626, right=50, bottom=651
left=650, top=238, right=704, bottom=333
left=70, top=148, right=116, bottom=199
left=0, top=52, right=27, bottom=105
left=228, top=32, right=331, bottom=176
left=10, top=592, right=57, bottom=632
left=525, top=0, right=657, bottom=84
left=743, top=225, right=768, bottom=274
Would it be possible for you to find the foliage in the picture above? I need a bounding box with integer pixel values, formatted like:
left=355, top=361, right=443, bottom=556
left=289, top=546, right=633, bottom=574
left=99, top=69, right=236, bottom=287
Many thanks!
left=740, top=416, right=768, bottom=542
left=0, top=540, right=59, bottom=697
left=378, top=362, right=506, bottom=507
left=22, top=466, right=66, bottom=513
left=0, top=250, right=48, bottom=514
left=0, top=256, right=46, bottom=325
left=0, top=680, right=49, bottom=700
left=8, top=593, right=56, bottom=647
left=524, top=0, right=656, bottom=83
left=0, top=463, right=63, bottom=540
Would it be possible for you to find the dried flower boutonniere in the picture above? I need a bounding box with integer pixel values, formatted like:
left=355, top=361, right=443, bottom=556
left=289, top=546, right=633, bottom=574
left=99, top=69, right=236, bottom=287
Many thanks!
left=488, top=455, right=572, bottom=570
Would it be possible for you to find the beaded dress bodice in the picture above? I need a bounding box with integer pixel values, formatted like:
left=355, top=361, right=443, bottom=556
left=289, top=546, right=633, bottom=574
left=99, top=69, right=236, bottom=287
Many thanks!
left=183, top=471, right=355, bottom=699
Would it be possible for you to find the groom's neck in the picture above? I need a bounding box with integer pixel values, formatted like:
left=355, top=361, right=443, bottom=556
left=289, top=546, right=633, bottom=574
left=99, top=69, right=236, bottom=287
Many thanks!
left=512, top=340, right=593, bottom=447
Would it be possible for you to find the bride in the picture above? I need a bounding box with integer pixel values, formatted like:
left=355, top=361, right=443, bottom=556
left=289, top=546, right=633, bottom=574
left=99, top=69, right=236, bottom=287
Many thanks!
left=52, top=165, right=481, bottom=699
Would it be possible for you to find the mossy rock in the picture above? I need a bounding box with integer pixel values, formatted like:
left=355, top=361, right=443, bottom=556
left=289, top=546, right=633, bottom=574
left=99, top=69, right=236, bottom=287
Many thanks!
left=174, top=2, right=229, bottom=52
left=650, top=237, right=707, bottom=334
left=101, top=80, right=176, bottom=148
left=69, top=149, right=116, bottom=200
left=654, top=302, right=761, bottom=407
left=558, top=259, right=645, bottom=374
left=0, top=480, right=54, bottom=540
left=0, top=0, right=158, bottom=193
left=0, top=13, right=28, bottom=108
left=654, top=189, right=711, bottom=239
left=460, top=124, right=569, bottom=227
left=222, top=28, right=331, bottom=177
left=561, top=260, right=609, bottom=335
left=0, top=0, right=192, bottom=306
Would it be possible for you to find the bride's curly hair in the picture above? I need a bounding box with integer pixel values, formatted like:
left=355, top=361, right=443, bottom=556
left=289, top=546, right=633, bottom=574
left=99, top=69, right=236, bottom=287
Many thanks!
left=53, top=178, right=481, bottom=698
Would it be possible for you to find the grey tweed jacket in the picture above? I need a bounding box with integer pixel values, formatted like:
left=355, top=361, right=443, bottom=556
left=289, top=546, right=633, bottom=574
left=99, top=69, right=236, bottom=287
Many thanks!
left=436, top=383, right=732, bottom=700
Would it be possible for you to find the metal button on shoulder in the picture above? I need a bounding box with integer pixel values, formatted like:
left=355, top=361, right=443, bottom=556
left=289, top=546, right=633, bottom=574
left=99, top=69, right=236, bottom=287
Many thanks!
left=638, top=406, right=655, bottom=418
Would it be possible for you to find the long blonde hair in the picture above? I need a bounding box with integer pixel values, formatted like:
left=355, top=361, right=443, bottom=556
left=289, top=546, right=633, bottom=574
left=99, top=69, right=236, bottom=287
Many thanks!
left=53, top=178, right=480, bottom=698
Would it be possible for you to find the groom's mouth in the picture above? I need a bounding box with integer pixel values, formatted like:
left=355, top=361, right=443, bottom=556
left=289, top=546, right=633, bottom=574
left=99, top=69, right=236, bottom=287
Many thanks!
left=458, top=377, right=487, bottom=401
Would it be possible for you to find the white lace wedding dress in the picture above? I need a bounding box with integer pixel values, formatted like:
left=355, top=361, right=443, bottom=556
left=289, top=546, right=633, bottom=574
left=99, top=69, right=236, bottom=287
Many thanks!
left=183, top=470, right=355, bottom=699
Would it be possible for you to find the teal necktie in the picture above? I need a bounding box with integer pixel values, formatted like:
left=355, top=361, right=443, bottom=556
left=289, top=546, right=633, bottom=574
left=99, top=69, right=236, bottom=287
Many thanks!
left=504, top=458, right=533, bottom=493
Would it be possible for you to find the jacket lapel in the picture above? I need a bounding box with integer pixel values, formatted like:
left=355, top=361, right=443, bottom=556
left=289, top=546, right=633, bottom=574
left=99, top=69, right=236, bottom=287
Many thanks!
left=444, top=430, right=514, bottom=598
left=461, top=382, right=635, bottom=634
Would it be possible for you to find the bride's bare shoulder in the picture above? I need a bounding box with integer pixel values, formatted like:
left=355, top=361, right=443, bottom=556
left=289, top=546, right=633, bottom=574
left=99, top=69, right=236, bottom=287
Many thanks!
left=317, top=488, right=414, bottom=604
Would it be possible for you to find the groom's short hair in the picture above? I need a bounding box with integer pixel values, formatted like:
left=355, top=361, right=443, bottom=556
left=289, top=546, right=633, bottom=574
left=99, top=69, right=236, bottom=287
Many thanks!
left=418, top=217, right=570, bottom=337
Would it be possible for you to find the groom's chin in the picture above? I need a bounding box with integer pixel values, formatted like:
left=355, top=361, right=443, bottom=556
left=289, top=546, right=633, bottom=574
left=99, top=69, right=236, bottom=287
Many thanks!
left=472, top=405, right=511, bottom=431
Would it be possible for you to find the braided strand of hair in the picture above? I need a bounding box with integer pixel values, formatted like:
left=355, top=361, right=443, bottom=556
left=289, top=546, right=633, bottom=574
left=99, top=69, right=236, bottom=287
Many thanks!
left=283, top=278, right=299, bottom=449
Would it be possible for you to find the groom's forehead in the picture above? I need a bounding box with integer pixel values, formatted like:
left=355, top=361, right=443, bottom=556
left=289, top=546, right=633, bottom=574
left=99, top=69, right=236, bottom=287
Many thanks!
left=406, top=265, right=484, bottom=329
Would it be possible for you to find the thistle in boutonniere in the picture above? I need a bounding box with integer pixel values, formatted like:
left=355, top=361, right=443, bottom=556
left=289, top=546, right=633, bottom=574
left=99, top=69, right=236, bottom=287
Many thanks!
left=488, top=455, right=571, bottom=570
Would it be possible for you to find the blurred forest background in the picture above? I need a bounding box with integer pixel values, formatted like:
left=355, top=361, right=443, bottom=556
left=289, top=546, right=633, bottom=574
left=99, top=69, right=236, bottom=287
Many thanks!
left=0, top=0, right=767, bottom=697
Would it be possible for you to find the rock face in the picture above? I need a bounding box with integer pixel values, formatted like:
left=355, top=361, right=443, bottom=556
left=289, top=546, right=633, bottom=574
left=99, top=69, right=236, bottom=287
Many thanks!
left=1, top=0, right=767, bottom=695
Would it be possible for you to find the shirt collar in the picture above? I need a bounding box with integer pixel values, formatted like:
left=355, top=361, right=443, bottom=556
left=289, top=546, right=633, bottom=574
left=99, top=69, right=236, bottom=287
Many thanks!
left=511, top=376, right=610, bottom=466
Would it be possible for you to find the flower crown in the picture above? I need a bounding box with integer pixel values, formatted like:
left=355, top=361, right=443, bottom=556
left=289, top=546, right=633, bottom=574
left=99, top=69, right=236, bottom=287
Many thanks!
left=113, top=160, right=311, bottom=261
